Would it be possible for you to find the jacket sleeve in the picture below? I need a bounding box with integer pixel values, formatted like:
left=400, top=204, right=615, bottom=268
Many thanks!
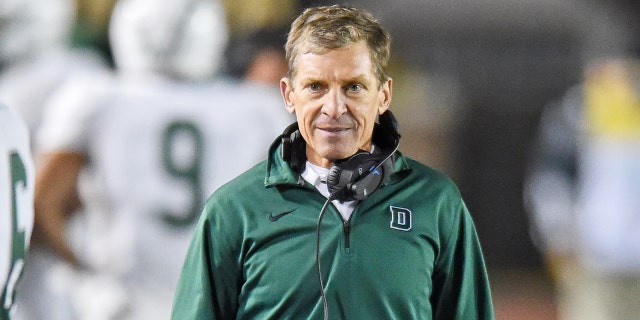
left=171, top=198, right=242, bottom=320
left=431, top=198, right=495, bottom=320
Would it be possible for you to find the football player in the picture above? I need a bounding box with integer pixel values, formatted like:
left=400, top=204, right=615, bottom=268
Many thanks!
left=33, top=0, right=292, bottom=318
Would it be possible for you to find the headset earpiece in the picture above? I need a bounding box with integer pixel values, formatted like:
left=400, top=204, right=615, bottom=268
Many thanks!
left=325, top=111, right=400, bottom=201
left=281, top=122, right=305, bottom=172
left=327, top=151, right=386, bottom=201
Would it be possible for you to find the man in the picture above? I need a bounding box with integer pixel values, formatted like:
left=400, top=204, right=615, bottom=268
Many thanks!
left=524, top=58, right=640, bottom=320
left=32, top=0, right=291, bottom=318
left=171, top=5, right=494, bottom=319
left=1, top=103, right=34, bottom=320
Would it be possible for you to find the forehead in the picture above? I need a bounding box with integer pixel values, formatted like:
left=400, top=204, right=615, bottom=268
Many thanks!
left=293, top=42, right=375, bottom=82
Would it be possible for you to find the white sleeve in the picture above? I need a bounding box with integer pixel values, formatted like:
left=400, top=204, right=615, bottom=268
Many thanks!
left=36, top=70, right=115, bottom=153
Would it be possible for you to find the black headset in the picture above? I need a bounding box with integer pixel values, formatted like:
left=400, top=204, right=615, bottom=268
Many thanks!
left=281, top=111, right=400, bottom=201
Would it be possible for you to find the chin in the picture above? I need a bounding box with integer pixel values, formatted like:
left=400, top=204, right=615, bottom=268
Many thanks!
left=313, top=139, right=360, bottom=161
left=326, top=149, right=358, bottom=161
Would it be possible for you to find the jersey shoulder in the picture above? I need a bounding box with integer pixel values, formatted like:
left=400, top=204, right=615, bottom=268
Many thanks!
left=0, top=103, right=30, bottom=150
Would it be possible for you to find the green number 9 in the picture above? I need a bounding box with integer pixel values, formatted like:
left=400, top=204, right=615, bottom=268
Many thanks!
left=160, top=121, right=204, bottom=227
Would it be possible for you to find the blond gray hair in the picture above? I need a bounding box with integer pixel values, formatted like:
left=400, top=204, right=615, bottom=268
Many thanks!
left=285, top=5, right=391, bottom=87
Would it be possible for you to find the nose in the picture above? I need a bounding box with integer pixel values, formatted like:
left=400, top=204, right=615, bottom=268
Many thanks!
left=321, top=88, right=347, bottom=118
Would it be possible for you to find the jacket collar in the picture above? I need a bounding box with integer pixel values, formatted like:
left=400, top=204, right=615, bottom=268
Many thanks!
left=263, top=130, right=411, bottom=188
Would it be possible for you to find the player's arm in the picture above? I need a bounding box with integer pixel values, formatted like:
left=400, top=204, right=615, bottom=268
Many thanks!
left=33, top=151, right=85, bottom=268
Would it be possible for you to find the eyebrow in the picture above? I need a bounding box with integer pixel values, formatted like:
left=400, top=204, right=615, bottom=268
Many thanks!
left=299, top=74, right=371, bottom=86
left=342, top=75, right=373, bottom=88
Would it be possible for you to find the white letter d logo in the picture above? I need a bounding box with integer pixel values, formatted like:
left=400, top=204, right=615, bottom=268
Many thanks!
left=389, top=206, right=412, bottom=231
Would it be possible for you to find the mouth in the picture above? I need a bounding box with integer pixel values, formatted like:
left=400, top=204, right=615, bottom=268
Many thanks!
left=316, top=126, right=353, bottom=138
left=314, top=118, right=354, bottom=137
left=318, top=127, right=350, bottom=133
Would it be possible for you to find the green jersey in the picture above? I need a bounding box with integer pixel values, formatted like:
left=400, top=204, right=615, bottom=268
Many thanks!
left=172, top=138, right=494, bottom=320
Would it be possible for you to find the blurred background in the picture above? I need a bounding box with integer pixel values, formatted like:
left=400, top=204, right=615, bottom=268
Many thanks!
left=3, top=0, right=640, bottom=319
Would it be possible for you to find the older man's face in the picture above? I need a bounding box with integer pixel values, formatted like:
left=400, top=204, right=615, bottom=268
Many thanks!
left=280, top=41, right=392, bottom=168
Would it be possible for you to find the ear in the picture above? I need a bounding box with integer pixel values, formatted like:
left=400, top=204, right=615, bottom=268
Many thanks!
left=280, top=77, right=296, bottom=114
left=378, top=77, right=392, bottom=114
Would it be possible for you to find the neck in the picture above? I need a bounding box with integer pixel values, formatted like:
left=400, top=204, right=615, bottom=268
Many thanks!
left=305, top=144, right=374, bottom=169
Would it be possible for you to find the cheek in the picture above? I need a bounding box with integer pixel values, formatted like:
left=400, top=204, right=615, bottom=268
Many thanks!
left=294, top=111, right=312, bottom=139
left=294, top=99, right=323, bottom=124
left=361, top=121, right=375, bottom=138
left=359, top=107, right=379, bottom=129
left=357, top=111, right=379, bottom=140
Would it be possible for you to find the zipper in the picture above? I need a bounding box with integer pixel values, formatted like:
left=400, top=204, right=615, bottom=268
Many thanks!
left=343, top=220, right=351, bottom=249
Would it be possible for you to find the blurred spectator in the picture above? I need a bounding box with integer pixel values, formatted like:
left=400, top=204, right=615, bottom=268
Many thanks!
left=219, top=0, right=296, bottom=37
left=524, top=57, right=640, bottom=320
left=32, top=0, right=292, bottom=318
left=223, top=26, right=289, bottom=85
left=71, top=0, right=118, bottom=65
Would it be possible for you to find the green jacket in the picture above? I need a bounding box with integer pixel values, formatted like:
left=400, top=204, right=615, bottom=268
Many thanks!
left=171, top=138, right=494, bottom=320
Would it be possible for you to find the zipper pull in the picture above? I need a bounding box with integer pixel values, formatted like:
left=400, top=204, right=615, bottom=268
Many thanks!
left=343, top=220, right=351, bottom=249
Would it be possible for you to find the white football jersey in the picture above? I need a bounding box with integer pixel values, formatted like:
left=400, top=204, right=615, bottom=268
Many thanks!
left=37, top=73, right=292, bottom=319
left=0, top=103, right=35, bottom=319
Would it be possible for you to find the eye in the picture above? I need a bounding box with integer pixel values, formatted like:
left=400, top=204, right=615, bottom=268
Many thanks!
left=347, top=83, right=363, bottom=92
left=308, top=83, right=321, bottom=91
